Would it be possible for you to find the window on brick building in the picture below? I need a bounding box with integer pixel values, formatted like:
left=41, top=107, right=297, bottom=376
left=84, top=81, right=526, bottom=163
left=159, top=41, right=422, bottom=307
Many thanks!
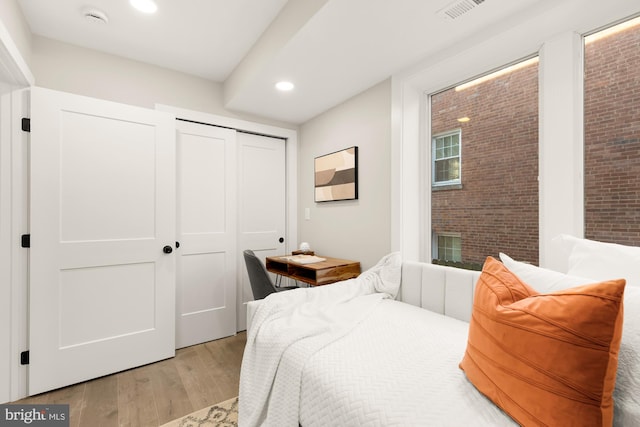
left=434, top=234, right=462, bottom=262
left=432, top=130, right=461, bottom=186
left=430, top=57, right=539, bottom=268
left=584, top=16, right=640, bottom=247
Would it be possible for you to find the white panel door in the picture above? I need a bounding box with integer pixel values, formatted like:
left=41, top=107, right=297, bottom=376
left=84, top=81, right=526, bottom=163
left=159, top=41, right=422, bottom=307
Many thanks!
left=175, top=121, right=236, bottom=348
left=29, top=87, right=176, bottom=395
left=237, top=133, right=286, bottom=331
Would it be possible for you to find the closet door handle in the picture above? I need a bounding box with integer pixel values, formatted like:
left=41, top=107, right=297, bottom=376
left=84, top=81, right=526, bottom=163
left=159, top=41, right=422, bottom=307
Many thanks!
left=163, top=245, right=173, bottom=254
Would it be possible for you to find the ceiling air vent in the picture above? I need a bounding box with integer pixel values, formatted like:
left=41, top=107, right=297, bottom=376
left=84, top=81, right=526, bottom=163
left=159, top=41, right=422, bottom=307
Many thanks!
left=83, top=8, right=109, bottom=24
left=438, top=0, right=486, bottom=20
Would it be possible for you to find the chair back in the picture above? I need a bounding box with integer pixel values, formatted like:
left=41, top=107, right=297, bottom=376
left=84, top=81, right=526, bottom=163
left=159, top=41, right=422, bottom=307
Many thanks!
left=243, top=250, right=278, bottom=300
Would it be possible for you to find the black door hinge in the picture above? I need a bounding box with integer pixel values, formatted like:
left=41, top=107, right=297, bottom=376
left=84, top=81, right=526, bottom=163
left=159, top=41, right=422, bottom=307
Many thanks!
left=20, top=351, right=29, bottom=365
left=21, top=234, right=30, bottom=248
left=21, top=118, right=30, bottom=132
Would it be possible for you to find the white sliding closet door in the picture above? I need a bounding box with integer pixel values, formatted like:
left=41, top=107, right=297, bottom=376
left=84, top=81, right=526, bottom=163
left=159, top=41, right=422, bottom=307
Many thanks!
left=29, top=87, right=176, bottom=395
left=237, top=132, right=286, bottom=331
left=175, top=120, right=236, bottom=348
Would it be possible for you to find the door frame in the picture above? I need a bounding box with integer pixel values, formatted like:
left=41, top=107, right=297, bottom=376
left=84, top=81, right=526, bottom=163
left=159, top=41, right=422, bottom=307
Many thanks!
left=1, top=19, right=34, bottom=403
left=5, top=88, right=29, bottom=404
left=156, top=104, right=298, bottom=331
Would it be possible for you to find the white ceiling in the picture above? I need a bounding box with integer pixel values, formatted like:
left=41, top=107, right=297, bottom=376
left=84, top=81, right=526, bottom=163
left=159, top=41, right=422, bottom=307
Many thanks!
left=17, top=0, right=563, bottom=124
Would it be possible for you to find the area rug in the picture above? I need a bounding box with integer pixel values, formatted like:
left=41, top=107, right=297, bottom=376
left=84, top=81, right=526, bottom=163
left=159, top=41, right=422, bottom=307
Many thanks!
left=160, top=396, right=238, bottom=427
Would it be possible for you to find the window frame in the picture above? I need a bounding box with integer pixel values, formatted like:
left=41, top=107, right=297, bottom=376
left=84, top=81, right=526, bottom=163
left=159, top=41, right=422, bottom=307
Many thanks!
left=433, top=232, right=462, bottom=262
left=431, top=129, right=462, bottom=187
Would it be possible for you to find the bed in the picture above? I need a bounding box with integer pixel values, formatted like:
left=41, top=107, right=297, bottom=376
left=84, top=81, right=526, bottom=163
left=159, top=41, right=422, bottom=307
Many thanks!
left=239, top=239, right=640, bottom=426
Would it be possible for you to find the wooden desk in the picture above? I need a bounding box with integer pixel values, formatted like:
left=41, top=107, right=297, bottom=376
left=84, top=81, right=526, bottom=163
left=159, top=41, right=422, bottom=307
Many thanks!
left=266, top=255, right=361, bottom=286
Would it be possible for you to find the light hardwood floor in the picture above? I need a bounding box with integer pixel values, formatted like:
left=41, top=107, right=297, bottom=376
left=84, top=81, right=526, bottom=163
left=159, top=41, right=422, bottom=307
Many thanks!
left=14, top=332, right=246, bottom=427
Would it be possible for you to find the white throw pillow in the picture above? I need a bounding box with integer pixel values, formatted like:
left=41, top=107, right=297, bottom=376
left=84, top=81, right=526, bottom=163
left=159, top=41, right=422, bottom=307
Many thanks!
left=499, top=252, right=640, bottom=425
left=553, top=234, right=640, bottom=287
left=499, top=252, right=593, bottom=292
left=615, top=286, right=640, bottom=425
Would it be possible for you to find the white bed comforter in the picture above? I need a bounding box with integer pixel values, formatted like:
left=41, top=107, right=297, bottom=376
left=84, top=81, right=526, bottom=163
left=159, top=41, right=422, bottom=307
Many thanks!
left=239, top=253, right=403, bottom=427
left=298, top=299, right=517, bottom=426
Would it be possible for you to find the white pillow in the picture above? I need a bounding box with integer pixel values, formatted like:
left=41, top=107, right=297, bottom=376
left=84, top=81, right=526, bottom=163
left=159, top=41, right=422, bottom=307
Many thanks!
left=615, top=286, right=640, bottom=425
left=499, top=252, right=593, bottom=292
left=554, top=234, right=640, bottom=287
left=499, top=252, right=640, bottom=425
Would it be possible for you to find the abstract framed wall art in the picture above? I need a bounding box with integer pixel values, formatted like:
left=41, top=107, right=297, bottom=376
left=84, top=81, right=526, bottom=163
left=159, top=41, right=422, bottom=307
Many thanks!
left=314, top=146, right=358, bottom=202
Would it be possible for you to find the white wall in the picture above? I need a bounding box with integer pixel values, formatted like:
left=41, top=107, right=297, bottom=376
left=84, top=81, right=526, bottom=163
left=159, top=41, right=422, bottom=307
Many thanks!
left=30, top=36, right=296, bottom=130
left=298, top=79, right=391, bottom=270
left=0, top=0, right=31, bottom=68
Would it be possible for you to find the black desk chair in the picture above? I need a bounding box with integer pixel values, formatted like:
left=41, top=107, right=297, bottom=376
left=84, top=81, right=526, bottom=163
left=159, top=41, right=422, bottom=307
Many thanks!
left=243, top=250, right=297, bottom=300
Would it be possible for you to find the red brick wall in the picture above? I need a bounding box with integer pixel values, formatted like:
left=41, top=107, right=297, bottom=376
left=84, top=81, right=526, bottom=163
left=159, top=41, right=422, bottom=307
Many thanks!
left=431, top=62, right=539, bottom=265
left=584, top=24, right=640, bottom=246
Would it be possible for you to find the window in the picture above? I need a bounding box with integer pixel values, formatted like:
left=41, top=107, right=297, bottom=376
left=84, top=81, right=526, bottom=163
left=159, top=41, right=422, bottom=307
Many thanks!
left=584, top=16, right=640, bottom=246
left=430, top=57, right=539, bottom=266
left=432, top=131, right=461, bottom=186
left=435, top=234, right=462, bottom=262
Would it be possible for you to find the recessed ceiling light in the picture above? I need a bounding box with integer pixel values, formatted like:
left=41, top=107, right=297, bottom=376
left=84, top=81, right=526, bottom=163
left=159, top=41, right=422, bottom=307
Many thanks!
left=275, top=81, right=295, bottom=91
left=130, top=0, right=158, bottom=14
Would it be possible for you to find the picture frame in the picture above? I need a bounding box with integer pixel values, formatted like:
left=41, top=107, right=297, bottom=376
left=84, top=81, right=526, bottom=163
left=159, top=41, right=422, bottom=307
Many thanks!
left=314, top=146, right=358, bottom=202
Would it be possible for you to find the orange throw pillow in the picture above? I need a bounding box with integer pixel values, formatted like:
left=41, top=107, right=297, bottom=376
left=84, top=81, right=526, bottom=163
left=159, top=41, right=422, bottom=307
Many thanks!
left=460, top=257, right=625, bottom=427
